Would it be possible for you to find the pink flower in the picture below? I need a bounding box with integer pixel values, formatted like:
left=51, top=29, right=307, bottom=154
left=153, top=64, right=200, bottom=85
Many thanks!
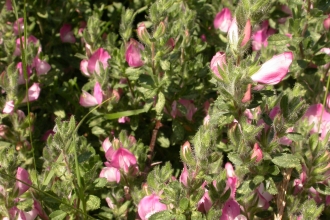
left=210, top=52, right=226, bottom=79
left=100, top=167, right=121, bottom=183
left=251, top=51, right=293, bottom=85
left=110, top=147, right=138, bottom=173
left=102, top=137, right=115, bottom=161
left=125, top=38, right=144, bottom=67
left=278, top=127, right=294, bottom=145
left=22, top=83, right=41, bottom=102
left=178, top=99, right=197, bottom=121
left=256, top=183, right=273, bottom=209
left=138, top=194, right=167, bottom=220
left=220, top=199, right=241, bottom=220
left=13, top=18, right=24, bottom=36
left=302, top=104, right=330, bottom=140
left=80, top=48, right=111, bottom=76
left=179, top=164, right=188, bottom=186
left=33, top=58, right=51, bottom=75
left=15, top=167, right=32, bottom=196
left=197, top=191, right=212, bottom=213
left=324, top=15, right=330, bottom=31
left=251, top=143, right=263, bottom=162
left=118, top=116, right=130, bottom=124
left=214, top=8, right=233, bottom=32
left=60, top=24, right=76, bottom=43
left=17, top=62, right=32, bottom=85
left=3, top=100, right=14, bottom=114
left=14, top=36, right=41, bottom=57
left=225, top=162, right=235, bottom=178
left=252, top=21, right=276, bottom=51
left=79, top=82, right=103, bottom=107
left=228, top=18, right=239, bottom=47
left=241, top=20, right=251, bottom=47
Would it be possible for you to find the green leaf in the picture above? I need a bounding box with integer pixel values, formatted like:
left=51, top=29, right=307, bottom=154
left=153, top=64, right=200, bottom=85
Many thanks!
left=271, top=153, right=300, bottom=168
left=227, top=153, right=243, bottom=166
left=104, top=108, right=147, bottom=119
left=93, top=177, right=108, bottom=188
left=49, top=210, right=67, bottom=220
left=267, top=34, right=290, bottom=46
left=86, top=195, right=100, bottom=211
left=160, top=60, right=170, bottom=71
left=179, top=197, right=189, bottom=210
left=316, top=184, right=330, bottom=195
left=155, top=91, right=166, bottom=116
left=149, top=210, right=173, bottom=220
left=157, top=134, right=170, bottom=148
left=286, top=133, right=303, bottom=142
left=301, top=199, right=324, bottom=219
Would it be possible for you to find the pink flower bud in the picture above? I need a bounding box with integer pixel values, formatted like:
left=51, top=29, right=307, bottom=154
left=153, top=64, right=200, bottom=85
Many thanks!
left=241, top=84, right=252, bottom=103
left=251, top=51, right=293, bottom=85
left=3, top=100, right=14, bottom=114
left=166, top=38, right=175, bottom=51
left=125, top=39, right=144, bottom=68
left=228, top=18, right=239, bottom=47
left=110, top=147, right=137, bottom=173
left=214, top=8, right=233, bottom=32
left=60, top=24, right=76, bottom=43
left=324, top=15, right=330, bottom=31
left=179, top=164, right=188, bottom=186
left=256, top=183, right=273, bottom=209
left=6, top=0, right=12, bottom=11
left=138, top=194, right=167, bottom=220
left=118, top=116, right=130, bottom=124
left=251, top=143, right=263, bottom=162
left=15, top=167, right=32, bottom=196
left=22, top=83, right=41, bottom=102
left=241, top=19, right=251, bottom=47
left=80, top=60, right=89, bottom=76
left=33, top=58, right=51, bottom=75
left=100, top=167, right=121, bottom=183
left=225, top=162, right=235, bottom=178
left=17, top=62, right=32, bottom=85
left=87, top=48, right=111, bottom=75
left=197, top=191, right=212, bottom=213
left=79, top=82, right=103, bottom=107
left=210, top=52, right=226, bottom=79
left=137, top=23, right=150, bottom=44
left=220, top=199, right=241, bottom=220
left=13, top=18, right=24, bottom=36
left=203, top=114, right=210, bottom=125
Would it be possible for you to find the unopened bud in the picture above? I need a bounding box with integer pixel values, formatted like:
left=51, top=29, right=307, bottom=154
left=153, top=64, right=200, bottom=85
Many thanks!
left=242, top=84, right=252, bottom=103
left=324, top=15, right=330, bottom=31
left=137, top=23, right=151, bottom=45
left=241, top=19, right=251, bottom=47
left=251, top=143, right=263, bottom=162
left=153, top=22, right=166, bottom=39
left=311, top=163, right=330, bottom=175
left=180, top=141, right=196, bottom=167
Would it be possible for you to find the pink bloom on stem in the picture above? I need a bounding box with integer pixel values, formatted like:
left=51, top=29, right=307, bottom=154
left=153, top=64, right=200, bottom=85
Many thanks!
left=17, top=62, right=32, bottom=85
left=13, top=18, right=24, bottom=36
left=179, top=164, right=188, bottom=186
left=110, top=147, right=137, bottom=173
left=118, top=116, right=130, bottom=124
left=225, top=162, right=235, bottom=178
left=22, top=83, right=41, bottom=103
left=251, top=51, right=293, bottom=85
left=256, top=183, right=273, bottom=209
left=100, top=167, right=121, bottom=183
left=197, top=191, right=212, bottom=213
left=228, top=18, right=239, bottom=46
left=3, top=100, right=14, bottom=114
left=125, top=38, right=144, bottom=68
left=210, top=52, right=226, bottom=79
left=138, top=194, right=167, bottom=220
left=87, top=48, right=111, bottom=75
left=214, top=8, right=233, bottom=32
left=324, top=15, right=330, bottom=31
left=251, top=143, right=263, bottom=162
left=79, top=82, right=103, bottom=107
left=252, top=21, right=276, bottom=51
left=33, top=58, right=51, bottom=75
left=220, top=199, right=241, bottom=220
left=60, top=24, right=76, bottom=43
left=303, top=104, right=330, bottom=139
left=241, top=19, right=251, bottom=47
left=15, top=167, right=32, bottom=196
left=179, top=99, right=197, bottom=121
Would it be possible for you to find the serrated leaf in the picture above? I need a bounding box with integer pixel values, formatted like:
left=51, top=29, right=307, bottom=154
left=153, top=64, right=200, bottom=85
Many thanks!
left=160, top=60, right=170, bottom=71
left=179, top=197, right=189, bottom=210
left=267, top=34, right=290, bottom=46
left=149, top=210, right=173, bottom=220
left=93, top=177, right=108, bottom=188
left=227, top=153, right=243, bottom=166
left=286, top=132, right=303, bottom=142
left=49, top=210, right=67, bottom=220
left=86, top=195, right=100, bottom=211
left=271, top=153, right=300, bottom=168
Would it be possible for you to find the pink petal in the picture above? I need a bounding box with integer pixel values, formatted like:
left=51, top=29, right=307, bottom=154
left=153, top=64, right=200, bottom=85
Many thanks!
left=79, top=90, right=98, bottom=107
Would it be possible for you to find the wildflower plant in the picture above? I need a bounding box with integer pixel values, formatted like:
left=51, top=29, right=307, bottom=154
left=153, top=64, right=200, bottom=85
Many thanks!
left=1, top=0, right=330, bottom=219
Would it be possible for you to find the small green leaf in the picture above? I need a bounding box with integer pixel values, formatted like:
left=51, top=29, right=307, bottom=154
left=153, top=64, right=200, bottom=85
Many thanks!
left=149, top=210, right=173, bottom=220
left=104, top=108, right=147, bottom=119
left=286, top=133, right=303, bottom=142
left=157, top=135, right=170, bottom=148
left=179, top=197, right=189, bottom=210
left=86, top=195, right=100, bottom=211
left=316, top=184, right=330, bottom=195
left=49, top=210, right=67, bottom=220
left=267, top=34, right=290, bottom=46
left=93, top=177, right=108, bottom=188
left=271, top=153, right=300, bottom=168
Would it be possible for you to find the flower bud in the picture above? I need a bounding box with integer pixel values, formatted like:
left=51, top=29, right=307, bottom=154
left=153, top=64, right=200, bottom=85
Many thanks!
left=60, top=24, right=76, bottom=43
left=241, top=84, right=252, bottom=103
left=251, top=143, right=263, bottom=162
left=15, top=167, right=32, bottom=196
left=138, top=194, right=167, bottom=220
left=241, top=19, right=251, bottom=47
left=228, top=18, right=239, bottom=49
left=324, top=15, right=330, bottom=31
left=210, top=52, right=226, bottom=80
left=137, top=23, right=151, bottom=45
left=3, top=100, right=14, bottom=114
left=180, top=141, right=195, bottom=166
left=100, top=167, right=121, bottom=183
left=197, top=191, right=212, bottom=213
left=213, top=8, right=232, bottom=32
left=153, top=21, right=166, bottom=39
left=125, top=39, right=144, bottom=68
left=179, top=164, right=188, bottom=186
left=251, top=51, right=293, bottom=85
